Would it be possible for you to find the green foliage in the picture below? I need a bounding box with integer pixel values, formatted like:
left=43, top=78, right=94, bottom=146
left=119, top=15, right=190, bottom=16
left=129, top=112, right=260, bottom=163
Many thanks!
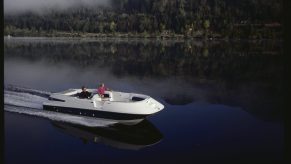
left=203, top=20, right=210, bottom=30
left=4, top=0, right=282, bottom=39
left=110, top=21, right=116, bottom=33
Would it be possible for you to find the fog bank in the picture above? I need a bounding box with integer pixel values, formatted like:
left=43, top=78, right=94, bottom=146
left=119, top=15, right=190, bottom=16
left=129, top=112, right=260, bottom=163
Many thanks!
left=4, top=0, right=110, bottom=15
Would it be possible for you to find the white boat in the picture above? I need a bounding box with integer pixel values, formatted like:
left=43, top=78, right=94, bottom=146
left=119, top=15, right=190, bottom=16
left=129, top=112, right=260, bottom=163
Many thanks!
left=43, top=89, right=164, bottom=125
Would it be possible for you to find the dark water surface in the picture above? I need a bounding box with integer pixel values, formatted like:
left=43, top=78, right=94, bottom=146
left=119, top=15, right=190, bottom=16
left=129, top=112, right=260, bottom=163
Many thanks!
left=4, top=37, right=284, bottom=163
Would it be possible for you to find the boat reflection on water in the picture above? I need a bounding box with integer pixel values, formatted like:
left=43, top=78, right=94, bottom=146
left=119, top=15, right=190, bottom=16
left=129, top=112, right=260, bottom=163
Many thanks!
left=51, top=119, right=163, bottom=150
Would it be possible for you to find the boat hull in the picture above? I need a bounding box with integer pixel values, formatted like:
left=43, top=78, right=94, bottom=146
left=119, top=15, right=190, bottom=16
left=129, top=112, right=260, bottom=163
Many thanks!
left=42, top=89, right=164, bottom=125
left=43, top=104, right=149, bottom=120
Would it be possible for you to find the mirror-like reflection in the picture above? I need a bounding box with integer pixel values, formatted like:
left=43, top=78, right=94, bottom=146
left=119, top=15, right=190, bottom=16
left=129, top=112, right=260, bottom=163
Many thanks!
left=4, top=37, right=284, bottom=163
left=4, top=37, right=284, bottom=121
left=51, top=119, right=163, bottom=150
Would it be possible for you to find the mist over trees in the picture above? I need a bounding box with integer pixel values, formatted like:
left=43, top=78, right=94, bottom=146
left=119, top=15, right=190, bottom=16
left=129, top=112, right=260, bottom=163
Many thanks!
left=4, top=0, right=282, bottom=39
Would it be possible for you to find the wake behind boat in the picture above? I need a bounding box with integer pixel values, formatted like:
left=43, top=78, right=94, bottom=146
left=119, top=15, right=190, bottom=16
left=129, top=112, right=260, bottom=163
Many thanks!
left=43, top=89, right=164, bottom=125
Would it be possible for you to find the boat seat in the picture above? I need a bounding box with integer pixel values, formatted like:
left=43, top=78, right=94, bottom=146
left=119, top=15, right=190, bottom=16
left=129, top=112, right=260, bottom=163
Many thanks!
left=92, top=94, right=102, bottom=101
left=92, top=94, right=103, bottom=108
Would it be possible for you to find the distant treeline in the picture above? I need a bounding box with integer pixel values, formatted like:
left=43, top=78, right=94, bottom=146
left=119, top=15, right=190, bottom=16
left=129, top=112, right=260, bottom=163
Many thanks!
left=4, top=0, right=282, bottom=39
left=4, top=39, right=283, bottom=82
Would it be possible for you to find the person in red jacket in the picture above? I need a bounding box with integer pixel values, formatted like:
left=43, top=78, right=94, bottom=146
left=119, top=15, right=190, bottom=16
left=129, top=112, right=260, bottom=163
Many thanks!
left=97, top=83, right=110, bottom=98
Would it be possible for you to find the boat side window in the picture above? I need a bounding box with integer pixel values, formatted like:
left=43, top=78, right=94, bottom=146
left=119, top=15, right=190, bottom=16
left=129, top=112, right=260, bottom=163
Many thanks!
left=103, top=93, right=110, bottom=98
left=131, top=96, right=145, bottom=102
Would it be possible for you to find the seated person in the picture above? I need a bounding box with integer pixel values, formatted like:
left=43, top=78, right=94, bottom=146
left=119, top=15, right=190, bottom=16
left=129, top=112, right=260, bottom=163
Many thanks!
left=78, top=86, right=91, bottom=99
left=97, top=83, right=110, bottom=98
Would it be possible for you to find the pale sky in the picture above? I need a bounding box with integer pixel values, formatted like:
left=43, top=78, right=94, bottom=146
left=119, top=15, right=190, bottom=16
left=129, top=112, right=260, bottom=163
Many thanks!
left=4, top=0, right=110, bottom=15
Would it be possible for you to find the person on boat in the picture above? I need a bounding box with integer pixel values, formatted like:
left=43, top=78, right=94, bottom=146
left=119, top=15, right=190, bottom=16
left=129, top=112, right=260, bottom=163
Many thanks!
left=97, top=83, right=110, bottom=98
left=78, top=86, right=91, bottom=99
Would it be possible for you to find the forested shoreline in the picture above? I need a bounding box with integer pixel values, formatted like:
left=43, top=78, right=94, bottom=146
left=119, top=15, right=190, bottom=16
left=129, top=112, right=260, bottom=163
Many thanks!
left=4, top=0, right=282, bottom=39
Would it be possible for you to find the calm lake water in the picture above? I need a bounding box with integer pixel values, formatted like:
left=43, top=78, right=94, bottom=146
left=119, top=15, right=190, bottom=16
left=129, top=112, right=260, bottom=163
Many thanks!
left=4, top=37, right=284, bottom=164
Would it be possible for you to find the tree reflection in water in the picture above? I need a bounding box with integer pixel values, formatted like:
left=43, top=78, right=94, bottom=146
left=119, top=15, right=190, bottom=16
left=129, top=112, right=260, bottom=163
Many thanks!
left=4, top=38, right=284, bottom=121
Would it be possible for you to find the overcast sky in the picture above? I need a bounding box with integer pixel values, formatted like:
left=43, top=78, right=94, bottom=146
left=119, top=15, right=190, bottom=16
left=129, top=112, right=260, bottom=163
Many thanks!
left=4, top=0, right=110, bottom=15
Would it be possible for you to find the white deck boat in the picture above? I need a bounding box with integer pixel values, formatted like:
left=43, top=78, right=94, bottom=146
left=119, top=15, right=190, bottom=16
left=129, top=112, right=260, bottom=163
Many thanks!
left=43, top=89, right=164, bottom=124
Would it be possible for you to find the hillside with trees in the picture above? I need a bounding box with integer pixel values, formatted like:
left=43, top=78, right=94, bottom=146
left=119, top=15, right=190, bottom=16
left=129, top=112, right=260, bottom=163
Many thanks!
left=4, top=0, right=282, bottom=39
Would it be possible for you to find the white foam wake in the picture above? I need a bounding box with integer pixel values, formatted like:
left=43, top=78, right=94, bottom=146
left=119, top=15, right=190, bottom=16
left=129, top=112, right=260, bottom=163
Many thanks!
left=4, top=85, right=118, bottom=127
left=4, top=84, right=51, bottom=98
left=4, top=90, right=49, bottom=109
left=5, top=105, right=118, bottom=127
